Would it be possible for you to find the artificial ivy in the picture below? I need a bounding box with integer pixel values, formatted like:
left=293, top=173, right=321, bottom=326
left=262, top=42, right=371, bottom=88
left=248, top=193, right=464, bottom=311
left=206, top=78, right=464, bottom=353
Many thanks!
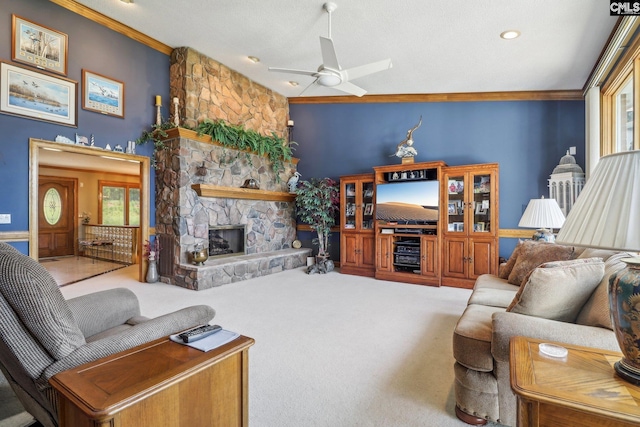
left=196, top=119, right=296, bottom=179
left=136, top=118, right=296, bottom=179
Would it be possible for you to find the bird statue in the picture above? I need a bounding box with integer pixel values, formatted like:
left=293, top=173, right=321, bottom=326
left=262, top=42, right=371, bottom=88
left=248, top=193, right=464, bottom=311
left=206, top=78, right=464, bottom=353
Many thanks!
left=287, top=171, right=301, bottom=193
left=393, top=116, right=422, bottom=158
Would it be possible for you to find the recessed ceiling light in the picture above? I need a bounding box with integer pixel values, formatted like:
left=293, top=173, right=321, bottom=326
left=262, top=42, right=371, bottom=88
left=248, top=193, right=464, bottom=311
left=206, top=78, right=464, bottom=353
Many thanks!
left=288, top=81, right=299, bottom=87
left=500, top=30, right=520, bottom=40
left=120, top=0, right=133, bottom=3
left=248, top=56, right=260, bottom=63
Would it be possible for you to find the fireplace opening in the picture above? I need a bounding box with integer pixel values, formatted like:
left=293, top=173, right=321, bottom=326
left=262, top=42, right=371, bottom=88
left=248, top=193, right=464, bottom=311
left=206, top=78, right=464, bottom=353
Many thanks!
left=209, top=225, right=246, bottom=258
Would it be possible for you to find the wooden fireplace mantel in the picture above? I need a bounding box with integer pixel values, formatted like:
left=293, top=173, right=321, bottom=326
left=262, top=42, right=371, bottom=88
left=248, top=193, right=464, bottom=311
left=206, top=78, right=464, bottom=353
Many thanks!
left=191, top=184, right=296, bottom=202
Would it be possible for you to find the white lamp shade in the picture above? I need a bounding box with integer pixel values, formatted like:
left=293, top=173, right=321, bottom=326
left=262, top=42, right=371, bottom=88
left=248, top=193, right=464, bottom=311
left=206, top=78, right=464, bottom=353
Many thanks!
left=556, top=150, right=640, bottom=251
left=518, top=198, right=565, bottom=229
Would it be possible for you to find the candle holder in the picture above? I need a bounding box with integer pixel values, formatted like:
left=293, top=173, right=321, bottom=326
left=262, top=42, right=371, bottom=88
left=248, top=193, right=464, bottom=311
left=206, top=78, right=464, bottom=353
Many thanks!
left=173, top=97, right=180, bottom=127
left=155, top=104, right=162, bottom=126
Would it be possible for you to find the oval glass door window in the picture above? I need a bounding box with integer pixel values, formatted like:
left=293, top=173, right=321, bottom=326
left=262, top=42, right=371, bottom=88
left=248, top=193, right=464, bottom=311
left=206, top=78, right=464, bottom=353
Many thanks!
left=43, top=188, right=62, bottom=225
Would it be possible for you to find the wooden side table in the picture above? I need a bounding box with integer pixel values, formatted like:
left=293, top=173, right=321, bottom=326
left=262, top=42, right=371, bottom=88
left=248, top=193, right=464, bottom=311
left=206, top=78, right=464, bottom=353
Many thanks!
left=510, top=336, right=640, bottom=427
left=50, top=335, right=254, bottom=427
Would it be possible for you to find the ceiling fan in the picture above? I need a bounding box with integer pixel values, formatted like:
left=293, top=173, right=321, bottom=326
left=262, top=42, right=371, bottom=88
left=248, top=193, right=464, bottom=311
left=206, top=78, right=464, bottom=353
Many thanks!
left=268, top=2, right=392, bottom=97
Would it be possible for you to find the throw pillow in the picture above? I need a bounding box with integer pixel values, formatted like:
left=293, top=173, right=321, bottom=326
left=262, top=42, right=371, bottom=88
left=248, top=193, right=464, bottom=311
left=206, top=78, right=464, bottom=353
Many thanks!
left=507, top=240, right=575, bottom=286
left=498, top=240, right=523, bottom=279
left=507, top=257, right=605, bottom=322
left=575, top=252, right=636, bottom=329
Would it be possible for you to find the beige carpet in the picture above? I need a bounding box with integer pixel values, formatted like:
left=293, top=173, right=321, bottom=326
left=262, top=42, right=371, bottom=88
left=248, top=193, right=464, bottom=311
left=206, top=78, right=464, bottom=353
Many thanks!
left=1, top=265, right=504, bottom=427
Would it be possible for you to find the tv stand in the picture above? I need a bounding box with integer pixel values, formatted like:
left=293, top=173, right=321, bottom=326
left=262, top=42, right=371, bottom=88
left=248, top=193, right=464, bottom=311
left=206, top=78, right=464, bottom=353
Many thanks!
left=373, top=161, right=446, bottom=286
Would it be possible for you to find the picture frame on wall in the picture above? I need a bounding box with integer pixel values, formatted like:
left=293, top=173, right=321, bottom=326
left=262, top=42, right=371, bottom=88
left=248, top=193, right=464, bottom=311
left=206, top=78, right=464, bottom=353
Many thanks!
left=0, top=61, right=77, bottom=127
left=82, top=70, right=125, bottom=118
left=12, top=15, right=68, bottom=76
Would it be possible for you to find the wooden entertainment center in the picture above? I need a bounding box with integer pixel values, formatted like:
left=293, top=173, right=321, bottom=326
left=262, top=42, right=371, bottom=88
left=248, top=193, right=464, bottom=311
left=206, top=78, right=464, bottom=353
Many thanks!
left=340, top=160, right=498, bottom=289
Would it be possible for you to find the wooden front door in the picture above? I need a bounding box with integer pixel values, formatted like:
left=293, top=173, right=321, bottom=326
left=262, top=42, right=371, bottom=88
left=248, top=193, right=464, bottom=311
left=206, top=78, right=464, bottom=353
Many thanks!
left=38, top=176, right=77, bottom=258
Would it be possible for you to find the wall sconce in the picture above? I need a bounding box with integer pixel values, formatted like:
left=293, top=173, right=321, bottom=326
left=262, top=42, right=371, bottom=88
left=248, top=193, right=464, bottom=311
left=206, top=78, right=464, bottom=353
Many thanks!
left=287, top=119, right=294, bottom=143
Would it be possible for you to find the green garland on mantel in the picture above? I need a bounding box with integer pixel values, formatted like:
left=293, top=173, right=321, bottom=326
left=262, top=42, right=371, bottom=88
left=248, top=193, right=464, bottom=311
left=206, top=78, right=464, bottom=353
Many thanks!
left=136, top=118, right=297, bottom=179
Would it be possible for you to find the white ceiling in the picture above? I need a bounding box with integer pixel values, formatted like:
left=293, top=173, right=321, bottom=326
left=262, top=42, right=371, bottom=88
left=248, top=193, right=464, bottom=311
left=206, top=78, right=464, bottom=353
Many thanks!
left=71, top=0, right=618, bottom=98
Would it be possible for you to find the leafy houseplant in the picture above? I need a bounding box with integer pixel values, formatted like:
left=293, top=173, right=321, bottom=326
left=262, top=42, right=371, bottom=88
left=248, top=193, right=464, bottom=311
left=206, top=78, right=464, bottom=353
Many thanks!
left=294, top=178, right=340, bottom=260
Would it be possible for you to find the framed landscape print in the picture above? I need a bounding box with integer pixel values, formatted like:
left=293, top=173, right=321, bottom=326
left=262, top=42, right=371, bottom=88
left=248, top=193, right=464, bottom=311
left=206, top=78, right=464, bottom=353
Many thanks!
left=0, top=61, right=77, bottom=127
left=82, top=70, right=125, bottom=118
left=12, top=15, right=68, bottom=76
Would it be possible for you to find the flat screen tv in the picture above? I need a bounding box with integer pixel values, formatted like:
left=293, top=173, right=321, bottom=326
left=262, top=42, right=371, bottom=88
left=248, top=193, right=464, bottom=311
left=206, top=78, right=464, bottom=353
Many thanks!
left=376, top=181, right=439, bottom=224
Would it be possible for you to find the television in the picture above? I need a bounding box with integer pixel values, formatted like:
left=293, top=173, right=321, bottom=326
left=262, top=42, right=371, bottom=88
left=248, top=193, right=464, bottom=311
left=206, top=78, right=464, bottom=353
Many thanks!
left=376, top=180, right=439, bottom=224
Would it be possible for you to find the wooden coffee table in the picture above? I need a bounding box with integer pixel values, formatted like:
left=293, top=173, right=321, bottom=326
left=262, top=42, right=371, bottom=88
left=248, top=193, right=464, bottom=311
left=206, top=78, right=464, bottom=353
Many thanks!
left=510, top=336, right=640, bottom=427
left=50, top=334, right=254, bottom=427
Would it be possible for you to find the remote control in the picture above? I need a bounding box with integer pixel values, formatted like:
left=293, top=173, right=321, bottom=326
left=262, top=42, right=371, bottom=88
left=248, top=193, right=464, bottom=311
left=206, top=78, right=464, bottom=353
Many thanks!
left=178, top=324, right=222, bottom=343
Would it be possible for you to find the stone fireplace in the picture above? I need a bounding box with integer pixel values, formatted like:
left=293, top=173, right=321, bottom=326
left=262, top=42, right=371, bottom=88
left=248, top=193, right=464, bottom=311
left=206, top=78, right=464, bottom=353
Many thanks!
left=153, top=47, right=310, bottom=290
left=154, top=129, right=311, bottom=290
left=209, top=225, right=245, bottom=258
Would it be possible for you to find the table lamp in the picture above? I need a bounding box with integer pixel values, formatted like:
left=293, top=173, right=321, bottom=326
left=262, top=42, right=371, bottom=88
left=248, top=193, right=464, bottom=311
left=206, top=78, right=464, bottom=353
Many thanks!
left=518, top=197, right=566, bottom=242
left=556, top=150, right=640, bottom=384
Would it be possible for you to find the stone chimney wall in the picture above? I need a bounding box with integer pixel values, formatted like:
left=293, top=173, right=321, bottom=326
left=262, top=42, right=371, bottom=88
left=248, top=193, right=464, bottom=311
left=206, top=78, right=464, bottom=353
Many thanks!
left=170, top=47, right=289, bottom=137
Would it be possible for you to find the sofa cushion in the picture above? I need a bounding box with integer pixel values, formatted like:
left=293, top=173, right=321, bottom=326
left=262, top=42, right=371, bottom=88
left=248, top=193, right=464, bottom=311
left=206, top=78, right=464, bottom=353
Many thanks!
left=453, top=304, right=506, bottom=372
left=507, top=258, right=604, bottom=322
left=468, top=275, right=519, bottom=308
left=507, top=240, right=576, bottom=286
left=577, top=248, right=620, bottom=262
left=576, top=252, right=635, bottom=329
left=498, top=240, right=523, bottom=279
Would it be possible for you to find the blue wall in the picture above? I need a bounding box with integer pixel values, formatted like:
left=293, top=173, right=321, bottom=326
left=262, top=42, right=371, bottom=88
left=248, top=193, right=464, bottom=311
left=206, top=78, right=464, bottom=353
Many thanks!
left=290, top=100, right=585, bottom=258
left=0, top=0, right=170, bottom=253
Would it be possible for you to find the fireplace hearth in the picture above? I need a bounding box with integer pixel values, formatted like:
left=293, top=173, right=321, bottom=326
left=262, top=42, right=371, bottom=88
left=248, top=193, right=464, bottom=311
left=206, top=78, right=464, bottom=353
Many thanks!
left=209, top=225, right=245, bottom=258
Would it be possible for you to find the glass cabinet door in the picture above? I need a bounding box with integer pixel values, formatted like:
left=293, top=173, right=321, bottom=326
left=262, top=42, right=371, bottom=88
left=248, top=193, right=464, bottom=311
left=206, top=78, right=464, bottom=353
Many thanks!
left=446, top=175, right=465, bottom=233
left=362, top=181, right=374, bottom=230
left=471, top=173, right=491, bottom=233
left=344, top=182, right=357, bottom=230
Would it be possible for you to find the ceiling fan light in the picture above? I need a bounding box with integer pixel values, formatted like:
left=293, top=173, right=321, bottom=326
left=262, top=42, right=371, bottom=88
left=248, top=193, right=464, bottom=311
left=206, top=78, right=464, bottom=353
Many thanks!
left=318, top=74, right=341, bottom=87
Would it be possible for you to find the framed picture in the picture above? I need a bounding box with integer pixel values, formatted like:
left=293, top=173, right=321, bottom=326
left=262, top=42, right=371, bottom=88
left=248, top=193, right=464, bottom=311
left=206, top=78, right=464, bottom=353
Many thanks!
left=475, top=204, right=488, bottom=215
left=0, top=61, right=77, bottom=127
left=12, top=15, right=68, bottom=76
left=448, top=202, right=456, bottom=215
left=364, top=203, right=374, bottom=215
left=474, top=222, right=485, bottom=232
left=82, top=70, right=125, bottom=118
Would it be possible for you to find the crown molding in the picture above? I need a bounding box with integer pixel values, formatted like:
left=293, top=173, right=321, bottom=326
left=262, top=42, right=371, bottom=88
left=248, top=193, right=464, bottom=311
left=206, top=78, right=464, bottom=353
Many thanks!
left=49, top=0, right=172, bottom=55
left=288, top=90, right=583, bottom=104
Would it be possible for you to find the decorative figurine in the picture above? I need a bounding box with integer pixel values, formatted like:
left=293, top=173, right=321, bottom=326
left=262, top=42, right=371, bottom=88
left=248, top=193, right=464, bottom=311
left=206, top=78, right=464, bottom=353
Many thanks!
left=392, top=115, right=422, bottom=159
left=287, top=171, right=301, bottom=193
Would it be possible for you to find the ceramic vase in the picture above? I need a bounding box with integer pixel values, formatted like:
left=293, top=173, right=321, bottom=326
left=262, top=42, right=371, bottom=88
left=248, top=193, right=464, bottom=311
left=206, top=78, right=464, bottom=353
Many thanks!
left=146, top=259, right=159, bottom=283
left=608, top=259, right=640, bottom=384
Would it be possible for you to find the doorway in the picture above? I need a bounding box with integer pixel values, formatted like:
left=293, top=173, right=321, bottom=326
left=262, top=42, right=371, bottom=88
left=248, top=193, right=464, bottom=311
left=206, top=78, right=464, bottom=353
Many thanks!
left=29, top=138, right=151, bottom=282
left=38, top=176, right=77, bottom=258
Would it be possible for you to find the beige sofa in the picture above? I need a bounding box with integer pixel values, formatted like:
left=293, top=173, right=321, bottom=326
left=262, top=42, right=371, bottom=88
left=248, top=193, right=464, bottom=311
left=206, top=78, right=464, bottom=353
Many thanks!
left=452, top=242, right=631, bottom=426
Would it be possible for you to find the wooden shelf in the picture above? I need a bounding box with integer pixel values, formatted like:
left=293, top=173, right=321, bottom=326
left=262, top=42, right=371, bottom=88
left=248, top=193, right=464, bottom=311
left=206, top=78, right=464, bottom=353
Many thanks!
left=191, top=184, right=295, bottom=202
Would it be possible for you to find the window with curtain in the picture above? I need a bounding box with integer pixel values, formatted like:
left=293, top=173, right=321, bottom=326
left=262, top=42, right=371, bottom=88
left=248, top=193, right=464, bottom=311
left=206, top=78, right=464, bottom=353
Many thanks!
left=99, top=181, right=140, bottom=225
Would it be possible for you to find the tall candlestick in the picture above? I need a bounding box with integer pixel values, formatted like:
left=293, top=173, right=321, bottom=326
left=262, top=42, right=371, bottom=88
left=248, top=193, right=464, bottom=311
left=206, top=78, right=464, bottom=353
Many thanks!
left=172, top=97, right=180, bottom=127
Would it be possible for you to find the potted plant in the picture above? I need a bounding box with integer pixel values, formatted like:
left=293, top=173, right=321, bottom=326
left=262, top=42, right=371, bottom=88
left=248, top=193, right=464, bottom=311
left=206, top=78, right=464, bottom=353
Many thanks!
left=294, top=177, right=340, bottom=273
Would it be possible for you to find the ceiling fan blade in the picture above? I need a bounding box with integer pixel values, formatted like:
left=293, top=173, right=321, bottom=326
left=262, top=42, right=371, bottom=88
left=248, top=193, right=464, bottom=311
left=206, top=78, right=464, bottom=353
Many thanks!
left=299, top=79, right=320, bottom=97
left=334, top=81, right=367, bottom=97
left=319, top=36, right=340, bottom=70
left=268, top=67, right=319, bottom=77
left=341, top=59, right=392, bottom=82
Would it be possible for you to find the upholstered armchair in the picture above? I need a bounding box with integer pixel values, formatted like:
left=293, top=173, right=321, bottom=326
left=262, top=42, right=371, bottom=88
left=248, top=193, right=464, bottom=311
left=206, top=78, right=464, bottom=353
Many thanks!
left=0, top=242, right=215, bottom=427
